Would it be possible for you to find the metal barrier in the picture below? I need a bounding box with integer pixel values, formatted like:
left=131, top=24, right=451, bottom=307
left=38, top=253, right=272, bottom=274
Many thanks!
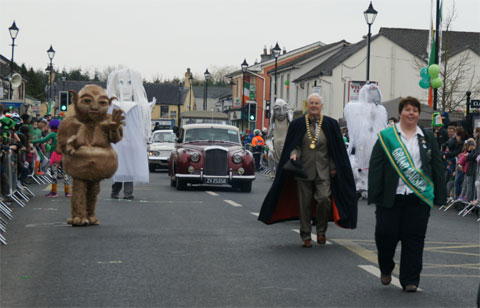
left=0, top=150, right=44, bottom=245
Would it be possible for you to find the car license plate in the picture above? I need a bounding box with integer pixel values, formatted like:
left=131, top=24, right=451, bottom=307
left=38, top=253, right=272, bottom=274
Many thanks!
left=205, top=178, right=227, bottom=184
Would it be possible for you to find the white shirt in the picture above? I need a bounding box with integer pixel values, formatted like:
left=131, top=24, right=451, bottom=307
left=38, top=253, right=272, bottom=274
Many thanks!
left=395, top=123, right=424, bottom=195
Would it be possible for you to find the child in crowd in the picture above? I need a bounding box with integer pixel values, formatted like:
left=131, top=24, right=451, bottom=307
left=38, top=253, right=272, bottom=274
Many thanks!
left=458, top=138, right=477, bottom=202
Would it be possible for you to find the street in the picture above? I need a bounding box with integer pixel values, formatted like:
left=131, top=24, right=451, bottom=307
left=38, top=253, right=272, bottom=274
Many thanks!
left=1, top=171, right=479, bottom=307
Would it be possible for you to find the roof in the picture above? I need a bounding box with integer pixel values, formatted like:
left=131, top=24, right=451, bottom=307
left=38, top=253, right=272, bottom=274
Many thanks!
left=294, top=27, right=480, bottom=83
left=192, top=86, right=231, bottom=99
left=61, top=80, right=187, bottom=105
left=180, top=110, right=229, bottom=119
left=225, top=40, right=326, bottom=78
left=379, top=27, right=480, bottom=59
left=294, top=37, right=371, bottom=82
left=266, top=40, right=349, bottom=75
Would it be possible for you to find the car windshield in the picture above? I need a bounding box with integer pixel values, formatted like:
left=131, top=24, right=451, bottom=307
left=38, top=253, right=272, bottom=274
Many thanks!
left=152, top=132, right=176, bottom=143
left=184, top=128, right=240, bottom=143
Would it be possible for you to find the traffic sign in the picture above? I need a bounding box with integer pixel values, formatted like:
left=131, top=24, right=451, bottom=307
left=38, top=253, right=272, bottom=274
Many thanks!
left=471, top=99, right=480, bottom=108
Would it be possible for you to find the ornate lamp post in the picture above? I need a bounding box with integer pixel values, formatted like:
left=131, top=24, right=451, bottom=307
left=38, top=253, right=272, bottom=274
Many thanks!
left=177, top=83, right=183, bottom=127
left=203, top=69, right=210, bottom=110
left=241, top=59, right=248, bottom=107
left=189, top=74, right=194, bottom=111
left=8, top=21, right=19, bottom=99
left=272, top=42, right=281, bottom=101
left=363, top=1, right=377, bottom=82
left=47, top=45, right=56, bottom=114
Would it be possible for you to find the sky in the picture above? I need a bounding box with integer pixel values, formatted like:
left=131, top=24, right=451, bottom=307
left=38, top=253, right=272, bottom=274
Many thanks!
left=1, top=0, right=478, bottom=82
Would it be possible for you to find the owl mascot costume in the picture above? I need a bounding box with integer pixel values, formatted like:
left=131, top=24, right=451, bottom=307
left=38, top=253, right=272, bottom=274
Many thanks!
left=344, top=83, right=386, bottom=198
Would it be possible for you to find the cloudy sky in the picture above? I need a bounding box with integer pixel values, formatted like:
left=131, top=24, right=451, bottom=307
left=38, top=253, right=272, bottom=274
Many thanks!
left=1, top=0, right=478, bottom=81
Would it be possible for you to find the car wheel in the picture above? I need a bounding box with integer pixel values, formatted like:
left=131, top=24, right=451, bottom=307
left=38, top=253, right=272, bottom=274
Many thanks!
left=240, top=181, right=252, bottom=193
left=170, top=177, right=176, bottom=187
left=176, top=178, right=187, bottom=191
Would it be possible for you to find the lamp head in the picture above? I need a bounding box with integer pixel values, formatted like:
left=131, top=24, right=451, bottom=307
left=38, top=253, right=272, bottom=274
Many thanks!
left=273, top=42, right=281, bottom=58
left=9, top=21, right=19, bottom=40
left=241, top=59, right=248, bottom=72
left=364, top=1, right=378, bottom=25
left=47, top=45, right=55, bottom=60
left=204, top=69, right=211, bottom=80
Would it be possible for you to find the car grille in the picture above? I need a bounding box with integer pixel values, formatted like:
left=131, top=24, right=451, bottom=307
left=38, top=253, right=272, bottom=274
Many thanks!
left=205, top=149, right=228, bottom=175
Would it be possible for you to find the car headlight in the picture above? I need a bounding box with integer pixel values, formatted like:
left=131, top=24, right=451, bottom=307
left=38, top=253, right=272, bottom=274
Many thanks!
left=149, top=151, right=159, bottom=157
left=190, top=152, right=200, bottom=162
left=232, top=153, right=243, bottom=164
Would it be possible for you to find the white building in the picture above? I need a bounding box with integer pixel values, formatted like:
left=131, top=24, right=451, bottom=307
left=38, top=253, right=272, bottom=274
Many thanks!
left=274, top=28, right=480, bottom=120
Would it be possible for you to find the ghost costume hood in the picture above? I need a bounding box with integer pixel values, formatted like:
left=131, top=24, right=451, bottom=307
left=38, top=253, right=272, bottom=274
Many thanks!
left=107, top=68, right=152, bottom=143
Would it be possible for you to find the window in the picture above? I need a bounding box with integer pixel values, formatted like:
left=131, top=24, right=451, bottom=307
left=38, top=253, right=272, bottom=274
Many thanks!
left=160, top=106, right=169, bottom=118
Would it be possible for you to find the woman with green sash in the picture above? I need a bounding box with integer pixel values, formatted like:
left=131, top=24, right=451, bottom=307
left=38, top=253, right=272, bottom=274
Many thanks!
left=368, top=97, right=446, bottom=292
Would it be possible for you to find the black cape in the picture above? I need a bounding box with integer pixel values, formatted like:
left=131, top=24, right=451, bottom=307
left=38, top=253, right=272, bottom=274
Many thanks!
left=258, top=115, right=358, bottom=229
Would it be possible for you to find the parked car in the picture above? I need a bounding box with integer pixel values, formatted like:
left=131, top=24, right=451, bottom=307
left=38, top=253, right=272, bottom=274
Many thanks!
left=168, top=123, right=255, bottom=192
left=148, top=130, right=176, bottom=172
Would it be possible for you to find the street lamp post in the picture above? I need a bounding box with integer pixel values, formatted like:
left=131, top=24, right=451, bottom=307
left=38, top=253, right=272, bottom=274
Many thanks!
left=363, top=1, right=377, bottom=82
left=203, top=69, right=210, bottom=111
left=241, top=59, right=249, bottom=132
left=8, top=21, right=19, bottom=100
left=273, top=42, right=281, bottom=101
left=47, top=45, right=55, bottom=114
left=177, top=83, right=183, bottom=127
left=241, top=59, right=248, bottom=107
left=189, top=74, right=194, bottom=111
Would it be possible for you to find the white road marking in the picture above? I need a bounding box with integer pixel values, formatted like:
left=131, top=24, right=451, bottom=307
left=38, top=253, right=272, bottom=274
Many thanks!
left=250, top=212, right=259, bottom=217
left=291, top=229, right=332, bottom=245
left=206, top=191, right=219, bottom=196
left=358, top=265, right=422, bottom=291
left=224, top=200, right=243, bottom=207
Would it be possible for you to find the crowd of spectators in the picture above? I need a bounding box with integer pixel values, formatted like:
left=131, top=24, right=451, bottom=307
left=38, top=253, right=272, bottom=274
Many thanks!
left=435, top=114, right=480, bottom=214
left=0, top=104, right=63, bottom=200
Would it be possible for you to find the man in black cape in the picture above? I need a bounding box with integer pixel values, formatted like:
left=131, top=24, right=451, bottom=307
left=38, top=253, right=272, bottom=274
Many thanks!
left=258, top=95, right=358, bottom=237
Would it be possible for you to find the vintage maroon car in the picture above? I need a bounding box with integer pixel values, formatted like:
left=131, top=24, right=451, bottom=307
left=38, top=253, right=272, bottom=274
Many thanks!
left=168, top=123, right=255, bottom=192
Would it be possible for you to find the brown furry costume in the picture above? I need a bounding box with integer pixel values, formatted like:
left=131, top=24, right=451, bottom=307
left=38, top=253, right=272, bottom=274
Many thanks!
left=57, top=85, right=124, bottom=226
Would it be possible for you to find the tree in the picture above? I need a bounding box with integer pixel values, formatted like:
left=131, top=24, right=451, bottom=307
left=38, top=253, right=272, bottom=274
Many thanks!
left=438, top=5, right=480, bottom=112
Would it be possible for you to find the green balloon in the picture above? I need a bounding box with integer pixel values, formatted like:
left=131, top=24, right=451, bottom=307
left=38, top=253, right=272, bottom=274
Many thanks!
left=420, top=66, right=429, bottom=78
left=431, top=77, right=443, bottom=89
left=419, top=78, right=430, bottom=89
left=428, top=64, right=440, bottom=78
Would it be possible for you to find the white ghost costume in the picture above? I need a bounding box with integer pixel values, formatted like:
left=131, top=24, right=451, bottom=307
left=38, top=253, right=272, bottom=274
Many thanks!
left=344, top=83, right=387, bottom=194
left=106, top=68, right=155, bottom=186
left=265, top=99, right=293, bottom=177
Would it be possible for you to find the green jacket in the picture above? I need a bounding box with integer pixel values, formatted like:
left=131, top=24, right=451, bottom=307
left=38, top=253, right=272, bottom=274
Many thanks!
left=368, top=127, right=447, bottom=208
left=32, top=131, right=57, bottom=153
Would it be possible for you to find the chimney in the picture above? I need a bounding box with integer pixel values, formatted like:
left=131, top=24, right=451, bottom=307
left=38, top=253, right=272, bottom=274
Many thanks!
left=269, top=45, right=273, bottom=55
left=260, top=45, right=273, bottom=62
left=282, top=46, right=287, bottom=55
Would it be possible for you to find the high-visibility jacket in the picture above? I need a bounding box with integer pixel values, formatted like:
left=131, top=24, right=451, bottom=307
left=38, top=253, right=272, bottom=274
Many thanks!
left=252, top=135, right=265, bottom=147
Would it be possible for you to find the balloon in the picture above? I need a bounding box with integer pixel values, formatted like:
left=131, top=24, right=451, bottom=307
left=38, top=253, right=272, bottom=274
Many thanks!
left=419, top=78, right=431, bottom=89
left=428, top=64, right=440, bottom=78
left=431, top=77, right=443, bottom=89
left=420, top=67, right=429, bottom=78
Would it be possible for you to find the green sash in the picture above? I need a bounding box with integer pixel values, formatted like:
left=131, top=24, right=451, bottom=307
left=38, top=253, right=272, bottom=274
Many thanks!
left=378, top=126, right=434, bottom=208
